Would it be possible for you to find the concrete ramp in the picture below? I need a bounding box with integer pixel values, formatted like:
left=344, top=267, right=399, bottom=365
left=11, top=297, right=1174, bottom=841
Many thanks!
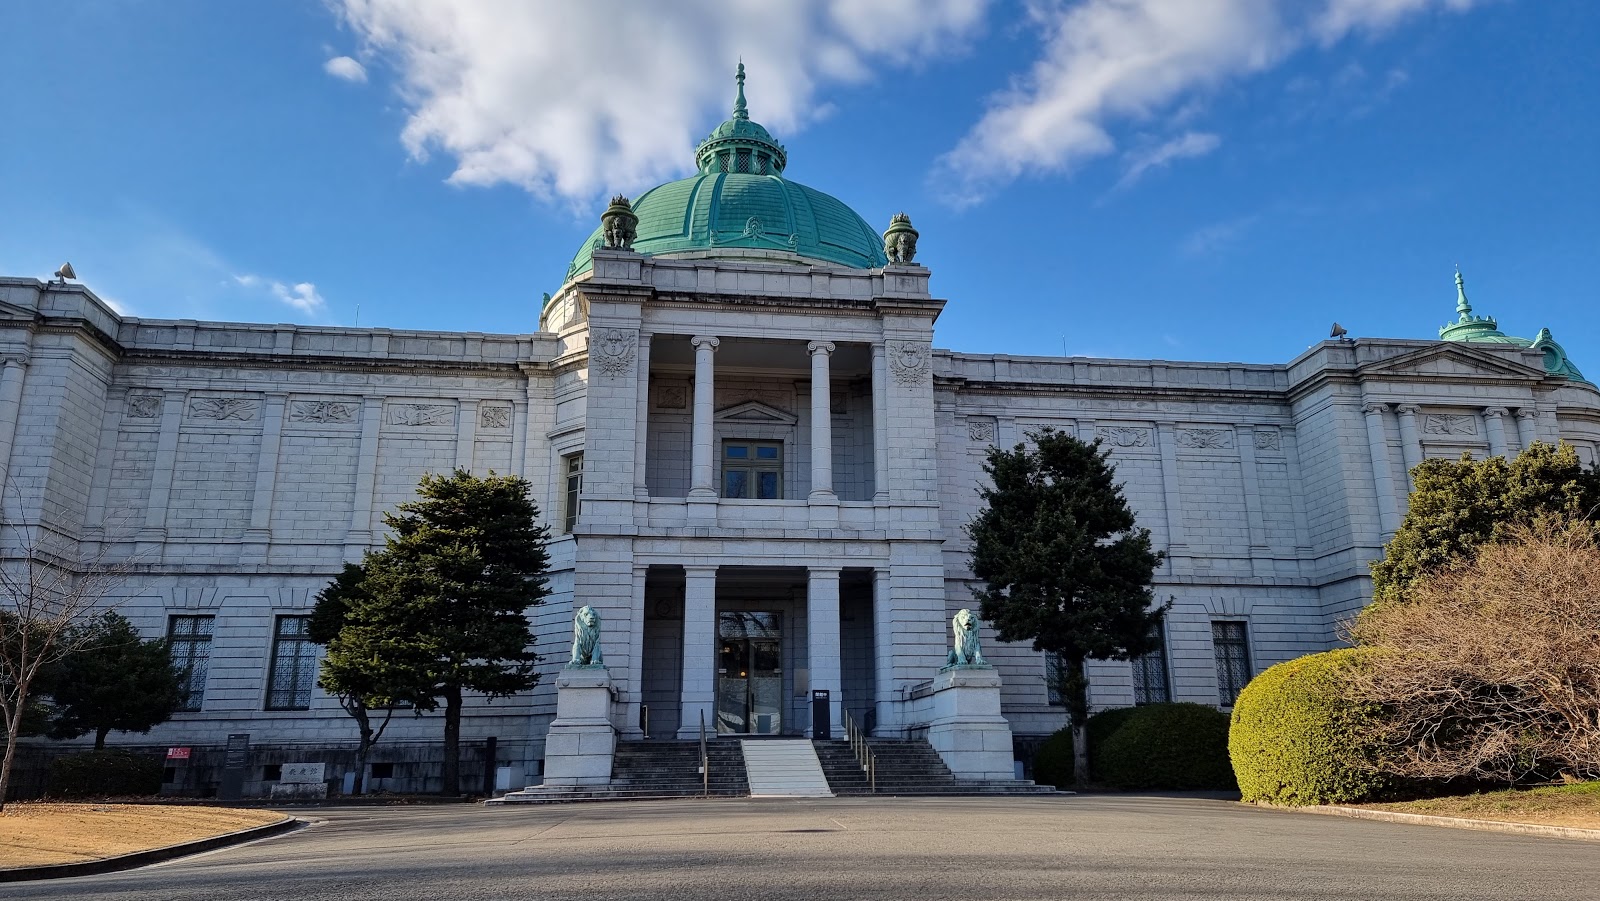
left=740, top=740, right=834, bottom=798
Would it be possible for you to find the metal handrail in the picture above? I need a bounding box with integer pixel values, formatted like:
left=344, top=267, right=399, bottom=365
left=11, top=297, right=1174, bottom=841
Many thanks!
left=699, top=709, right=709, bottom=798
left=843, top=711, right=877, bottom=793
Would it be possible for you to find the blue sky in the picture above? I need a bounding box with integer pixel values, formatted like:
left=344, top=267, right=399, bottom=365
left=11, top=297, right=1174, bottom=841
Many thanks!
left=1, top=0, right=1595, bottom=366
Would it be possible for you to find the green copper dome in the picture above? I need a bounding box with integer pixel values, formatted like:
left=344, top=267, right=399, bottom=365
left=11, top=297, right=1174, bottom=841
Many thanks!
left=1439, top=270, right=1589, bottom=383
left=565, top=65, right=887, bottom=282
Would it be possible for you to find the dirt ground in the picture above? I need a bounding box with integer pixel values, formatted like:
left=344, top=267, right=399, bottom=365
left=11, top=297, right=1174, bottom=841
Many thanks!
left=1359, top=782, right=1600, bottom=829
left=0, top=803, right=286, bottom=868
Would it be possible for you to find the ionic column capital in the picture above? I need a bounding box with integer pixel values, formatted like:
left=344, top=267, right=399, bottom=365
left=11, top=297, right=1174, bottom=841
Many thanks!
left=690, top=335, right=720, bottom=351
left=1363, top=402, right=1390, bottom=417
left=1395, top=404, right=1420, bottom=416
left=1516, top=408, right=1539, bottom=421
left=807, top=341, right=836, bottom=357
left=1483, top=406, right=1510, bottom=418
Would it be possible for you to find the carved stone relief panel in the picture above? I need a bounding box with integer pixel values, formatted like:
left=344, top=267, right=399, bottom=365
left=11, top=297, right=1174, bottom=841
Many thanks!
left=1094, top=425, right=1153, bottom=448
left=188, top=395, right=260, bottom=422
left=1424, top=413, right=1477, bottom=436
left=385, top=402, right=455, bottom=428
left=479, top=403, right=513, bottom=430
left=591, top=328, right=638, bottom=376
left=655, top=384, right=688, bottom=410
left=1175, top=427, right=1235, bottom=449
left=126, top=393, right=163, bottom=419
left=289, top=400, right=360, bottom=424
left=1253, top=428, right=1282, bottom=452
left=967, top=418, right=996, bottom=444
left=888, top=341, right=931, bottom=386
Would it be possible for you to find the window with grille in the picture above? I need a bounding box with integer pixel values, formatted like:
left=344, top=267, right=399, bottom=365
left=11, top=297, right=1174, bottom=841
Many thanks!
left=736, top=149, right=751, bottom=173
left=722, top=441, right=782, bottom=498
left=266, top=615, right=316, bottom=710
left=1045, top=654, right=1068, bottom=706
left=563, top=452, right=584, bottom=533
left=1212, top=621, right=1252, bottom=706
left=168, top=615, right=214, bottom=712
left=1133, top=621, right=1171, bottom=705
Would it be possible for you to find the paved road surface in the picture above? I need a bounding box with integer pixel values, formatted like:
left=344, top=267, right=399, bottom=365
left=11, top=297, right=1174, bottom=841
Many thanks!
left=13, top=795, right=1599, bottom=900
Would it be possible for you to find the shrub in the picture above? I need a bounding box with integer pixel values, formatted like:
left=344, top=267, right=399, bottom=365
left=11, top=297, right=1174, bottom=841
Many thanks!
left=1031, top=706, right=1141, bottom=788
left=47, top=750, right=163, bottom=799
left=1096, top=703, right=1236, bottom=791
left=1229, top=648, right=1389, bottom=806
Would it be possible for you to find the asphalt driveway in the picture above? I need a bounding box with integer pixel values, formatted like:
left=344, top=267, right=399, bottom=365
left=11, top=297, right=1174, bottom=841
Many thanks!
left=11, top=795, right=1598, bottom=900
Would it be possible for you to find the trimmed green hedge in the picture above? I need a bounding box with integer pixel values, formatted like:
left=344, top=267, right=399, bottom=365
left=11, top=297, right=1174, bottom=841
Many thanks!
left=1096, top=703, right=1236, bottom=791
left=48, top=750, right=163, bottom=799
left=1228, top=648, right=1389, bottom=806
left=1028, top=705, right=1142, bottom=788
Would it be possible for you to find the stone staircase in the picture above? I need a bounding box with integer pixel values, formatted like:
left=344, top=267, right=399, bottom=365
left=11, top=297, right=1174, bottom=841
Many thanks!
left=813, top=738, right=1057, bottom=796
left=740, top=740, right=833, bottom=797
left=493, top=739, right=748, bottom=804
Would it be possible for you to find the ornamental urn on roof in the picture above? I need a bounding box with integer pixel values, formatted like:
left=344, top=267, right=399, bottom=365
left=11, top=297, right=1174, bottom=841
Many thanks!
left=600, top=194, right=638, bottom=250
left=884, top=212, right=919, bottom=264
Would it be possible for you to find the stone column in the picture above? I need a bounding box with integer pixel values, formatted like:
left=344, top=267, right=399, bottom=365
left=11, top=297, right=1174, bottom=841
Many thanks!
left=137, top=388, right=187, bottom=557
left=455, top=399, right=478, bottom=472
left=633, top=332, right=652, bottom=501
left=344, top=397, right=383, bottom=562
left=688, top=336, right=719, bottom=505
left=678, top=565, right=717, bottom=738
left=241, top=393, right=287, bottom=565
left=871, top=342, right=888, bottom=501
left=1237, top=428, right=1269, bottom=575
left=1362, top=403, right=1401, bottom=537
left=871, top=568, right=897, bottom=735
left=1484, top=407, right=1510, bottom=458
left=0, top=356, right=30, bottom=502
left=1515, top=409, right=1539, bottom=451
left=806, top=566, right=842, bottom=739
left=1156, top=423, right=1186, bottom=576
left=807, top=341, right=836, bottom=502
left=1395, top=405, right=1423, bottom=491
left=622, top=565, right=648, bottom=739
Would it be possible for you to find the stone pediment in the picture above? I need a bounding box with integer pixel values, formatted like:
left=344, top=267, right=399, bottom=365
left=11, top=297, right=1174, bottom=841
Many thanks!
left=1358, top=343, right=1546, bottom=381
left=713, top=400, right=797, bottom=426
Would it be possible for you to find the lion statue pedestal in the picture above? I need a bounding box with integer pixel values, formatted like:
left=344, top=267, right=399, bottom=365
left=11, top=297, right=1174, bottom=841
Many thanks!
left=542, top=666, right=616, bottom=786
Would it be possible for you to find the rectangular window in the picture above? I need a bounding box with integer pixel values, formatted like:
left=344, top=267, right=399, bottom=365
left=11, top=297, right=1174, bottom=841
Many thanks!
left=267, top=615, right=317, bottom=710
left=722, top=441, right=782, bottom=499
left=1045, top=654, right=1068, bottom=707
left=1133, top=622, right=1171, bottom=705
left=736, top=149, right=751, bottom=173
left=1212, top=621, right=1252, bottom=706
left=563, top=452, right=584, bottom=533
left=168, top=615, right=214, bottom=712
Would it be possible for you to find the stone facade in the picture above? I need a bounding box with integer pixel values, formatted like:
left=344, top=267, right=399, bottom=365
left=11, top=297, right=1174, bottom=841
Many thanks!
left=4, top=250, right=1597, bottom=794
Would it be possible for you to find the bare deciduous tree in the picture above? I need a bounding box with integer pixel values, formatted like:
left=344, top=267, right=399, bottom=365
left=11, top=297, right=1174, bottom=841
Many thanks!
left=0, top=522, right=133, bottom=809
left=1349, top=522, right=1600, bottom=784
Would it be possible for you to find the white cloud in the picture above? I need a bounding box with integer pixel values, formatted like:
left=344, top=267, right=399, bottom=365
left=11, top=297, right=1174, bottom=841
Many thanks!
left=1314, top=0, right=1480, bottom=44
left=330, top=0, right=987, bottom=203
left=324, top=55, right=369, bottom=83
left=235, top=274, right=328, bottom=317
left=1118, top=131, right=1221, bottom=188
left=1179, top=215, right=1260, bottom=257
left=934, top=0, right=1483, bottom=206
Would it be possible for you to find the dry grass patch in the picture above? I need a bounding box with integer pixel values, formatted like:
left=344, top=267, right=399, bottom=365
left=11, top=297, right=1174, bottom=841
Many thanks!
left=0, top=803, right=285, bottom=868
left=1358, top=782, right=1600, bottom=830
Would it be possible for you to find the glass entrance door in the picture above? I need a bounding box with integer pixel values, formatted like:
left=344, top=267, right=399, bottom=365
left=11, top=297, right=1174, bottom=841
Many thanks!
left=716, top=612, right=782, bottom=735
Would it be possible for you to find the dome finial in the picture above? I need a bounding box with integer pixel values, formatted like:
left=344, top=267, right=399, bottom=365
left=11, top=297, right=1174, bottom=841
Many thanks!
left=1455, top=265, right=1472, bottom=321
left=733, top=61, right=749, bottom=120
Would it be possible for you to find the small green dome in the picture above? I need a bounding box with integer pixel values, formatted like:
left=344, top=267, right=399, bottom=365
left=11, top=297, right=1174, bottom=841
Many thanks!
left=565, top=65, right=887, bottom=282
left=1438, top=270, right=1590, bottom=384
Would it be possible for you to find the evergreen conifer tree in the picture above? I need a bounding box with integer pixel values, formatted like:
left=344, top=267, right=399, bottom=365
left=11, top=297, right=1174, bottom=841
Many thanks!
left=967, top=428, right=1166, bottom=786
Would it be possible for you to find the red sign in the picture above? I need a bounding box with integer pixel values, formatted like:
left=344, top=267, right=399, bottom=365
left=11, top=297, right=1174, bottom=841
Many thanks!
left=166, top=747, right=191, bottom=760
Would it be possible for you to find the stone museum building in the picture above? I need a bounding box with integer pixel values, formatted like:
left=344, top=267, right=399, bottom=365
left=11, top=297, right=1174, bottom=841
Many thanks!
left=4, top=71, right=1597, bottom=795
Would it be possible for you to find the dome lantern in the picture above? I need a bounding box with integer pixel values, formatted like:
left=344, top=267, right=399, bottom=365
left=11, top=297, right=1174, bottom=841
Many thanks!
left=693, top=63, right=788, bottom=177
